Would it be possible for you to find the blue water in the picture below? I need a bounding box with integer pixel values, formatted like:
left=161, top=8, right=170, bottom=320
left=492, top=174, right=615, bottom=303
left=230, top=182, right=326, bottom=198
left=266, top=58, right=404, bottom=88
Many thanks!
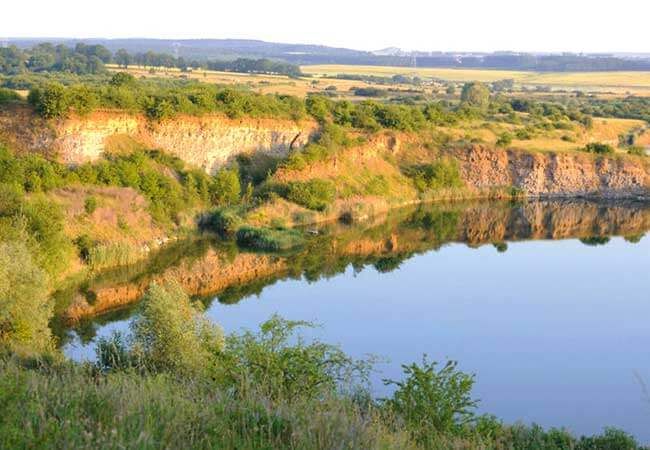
left=64, top=216, right=650, bottom=441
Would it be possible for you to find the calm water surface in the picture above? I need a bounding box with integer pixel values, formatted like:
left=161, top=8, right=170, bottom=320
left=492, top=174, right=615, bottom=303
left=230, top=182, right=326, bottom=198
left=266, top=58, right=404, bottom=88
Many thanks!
left=63, top=200, right=650, bottom=441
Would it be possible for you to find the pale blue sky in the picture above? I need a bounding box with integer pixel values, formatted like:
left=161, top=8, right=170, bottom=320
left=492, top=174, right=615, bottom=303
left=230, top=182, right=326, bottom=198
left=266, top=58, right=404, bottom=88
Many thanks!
left=5, top=0, right=649, bottom=53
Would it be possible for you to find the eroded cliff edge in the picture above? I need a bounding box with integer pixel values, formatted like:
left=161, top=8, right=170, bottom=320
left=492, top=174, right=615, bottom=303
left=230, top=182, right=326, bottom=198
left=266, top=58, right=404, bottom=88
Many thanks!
left=1, top=106, right=318, bottom=174
left=1, top=107, right=648, bottom=198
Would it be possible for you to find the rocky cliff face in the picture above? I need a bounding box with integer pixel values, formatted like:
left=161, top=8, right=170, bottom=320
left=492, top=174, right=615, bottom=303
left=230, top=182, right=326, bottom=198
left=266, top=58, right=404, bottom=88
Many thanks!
left=1, top=108, right=317, bottom=174
left=449, top=145, right=649, bottom=198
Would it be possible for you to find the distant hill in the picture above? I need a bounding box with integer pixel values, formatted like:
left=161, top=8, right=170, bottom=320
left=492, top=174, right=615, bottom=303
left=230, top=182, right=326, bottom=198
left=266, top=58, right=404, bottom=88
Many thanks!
left=6, top=38, right=650, bottom=71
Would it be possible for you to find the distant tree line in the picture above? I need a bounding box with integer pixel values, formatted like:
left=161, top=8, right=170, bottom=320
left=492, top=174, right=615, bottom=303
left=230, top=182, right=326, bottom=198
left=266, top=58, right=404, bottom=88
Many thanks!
left=1, top=43, right=303, bottom=77
left=0, top=43, right=110, bottom=75
left=114, top=49, right=303, bottom=76
left=410, top=54, right=650, bottom=72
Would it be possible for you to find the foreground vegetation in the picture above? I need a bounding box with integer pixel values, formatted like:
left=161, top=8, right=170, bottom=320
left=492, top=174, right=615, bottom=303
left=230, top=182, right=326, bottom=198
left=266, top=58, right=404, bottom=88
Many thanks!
left=1, top=281, right=646, bottom=450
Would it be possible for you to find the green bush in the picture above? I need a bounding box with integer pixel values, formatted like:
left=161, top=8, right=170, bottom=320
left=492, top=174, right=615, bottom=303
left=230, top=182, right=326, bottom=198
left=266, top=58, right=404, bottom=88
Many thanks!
left=496, top=132, right=513, bottom=147
left=86, top=242, right=141, bottom=270
left=130, top=282, right=225, bottom=375
left=211, top=168, right=241, bottom=206
left=411, top=158, right=463, bottom=192
left=583, top=142, right=615, bottom=155
left=84, top=195, right=98, bottom=214
left=0, top=87, right=20, bottom=105
left=28, top=82, right=69, bottom=119
left=285, top=179, right=336, bottom=211
left=203, top=208, right=243, bottom=237
left=383, top=358, right=477, bottom=441
left=216, top=315, right=369, bottom=401
left=0, top=241, right=53, bottom=354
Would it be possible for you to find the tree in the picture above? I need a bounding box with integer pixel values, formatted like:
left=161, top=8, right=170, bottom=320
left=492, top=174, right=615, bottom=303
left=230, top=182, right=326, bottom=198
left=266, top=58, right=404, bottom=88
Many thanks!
left=0, top=241, right=53, bottom=354
left=28, top=82, right=69, bottom=119
left=130, top=282, right=224, bottom=375
left=210, top=168, right=241, bottom=206
left=460, top=82, right=490, bottom=110
left=110, top=71, right=136, bottom=87
left=114, top=49, right=132, bottom=69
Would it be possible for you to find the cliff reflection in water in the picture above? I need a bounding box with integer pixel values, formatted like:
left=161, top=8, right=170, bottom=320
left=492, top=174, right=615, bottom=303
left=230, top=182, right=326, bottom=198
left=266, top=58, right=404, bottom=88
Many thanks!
left=56, top=198, right=650, bottom=345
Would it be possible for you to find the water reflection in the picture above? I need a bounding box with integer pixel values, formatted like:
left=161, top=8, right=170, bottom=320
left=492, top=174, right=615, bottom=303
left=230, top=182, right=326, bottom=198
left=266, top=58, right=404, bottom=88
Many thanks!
left=57, top=198, right=650, bottom=346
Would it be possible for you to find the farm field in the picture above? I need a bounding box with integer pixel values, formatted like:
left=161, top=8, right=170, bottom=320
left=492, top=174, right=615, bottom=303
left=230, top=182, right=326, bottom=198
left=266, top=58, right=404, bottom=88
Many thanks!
left=105, top=64, right=384, bottom=99
left=302, top=64, right=650, bottom=95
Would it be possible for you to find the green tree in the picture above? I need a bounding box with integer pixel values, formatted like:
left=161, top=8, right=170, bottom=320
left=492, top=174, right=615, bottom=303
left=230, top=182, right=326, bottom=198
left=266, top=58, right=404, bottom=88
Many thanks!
left=130, top=282, right=224, bottom=375
left=460, top=82, right=490, bottom=110
left=114, top=49, right=132, bottom=68
left=28, top=82, right=69, bottom=119
left=211, top=168, right=241, bottom=206
left=0, top=241, right=53, bottom=354
left=109, top=71, right=136, bottom=87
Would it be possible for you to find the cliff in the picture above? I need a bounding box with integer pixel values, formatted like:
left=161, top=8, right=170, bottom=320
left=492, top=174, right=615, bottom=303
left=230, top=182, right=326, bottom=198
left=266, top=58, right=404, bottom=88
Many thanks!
left=0, top=106, right=318, bottom=174
left=1, top=107, right=648, bottom=197
left=448, top=145, right=649, bottom=199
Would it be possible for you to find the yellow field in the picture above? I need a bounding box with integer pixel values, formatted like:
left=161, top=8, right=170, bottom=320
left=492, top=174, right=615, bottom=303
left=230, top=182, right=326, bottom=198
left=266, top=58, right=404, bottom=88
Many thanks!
left=302, top=65, right=650, bottom=95
left=106, top=64, right=382, bottom=99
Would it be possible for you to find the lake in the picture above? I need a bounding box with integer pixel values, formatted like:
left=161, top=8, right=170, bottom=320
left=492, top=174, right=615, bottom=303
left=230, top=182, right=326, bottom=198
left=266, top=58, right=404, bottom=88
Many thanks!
left=61, top=199, right=650, bottom=442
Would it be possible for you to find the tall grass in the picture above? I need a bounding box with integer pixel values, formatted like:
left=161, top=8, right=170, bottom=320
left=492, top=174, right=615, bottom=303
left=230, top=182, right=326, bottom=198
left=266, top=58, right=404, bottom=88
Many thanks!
left=87, top=242, right=143, bottom=271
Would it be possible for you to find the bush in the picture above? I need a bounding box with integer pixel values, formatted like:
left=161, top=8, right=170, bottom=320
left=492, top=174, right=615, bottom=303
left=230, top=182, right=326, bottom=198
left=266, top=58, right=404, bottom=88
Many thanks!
left=130, top=281, right=225, bottom=375
left=0, top=241, right=53, bottom=354
left=211, top=168, right=241, bottom=206
left=496, top=132, right=513, bottom=148
left=28, top=82, right=69, bottom=118
left=204, top=208, right=243, bottom=237
left=84, top=195, right=98, bottom=214
left=216, top=315, right=369, bottom=401
left=383, top=358, right=477, bottom=442
left=0, top=87, right=20, bottom=105
left=583, top=142, right=614, bottom=154
left=460, top=82, right=490, bottom=110
left=285, top=179, right=336, bottom=211
left=411, top=159, right=463, bottom=192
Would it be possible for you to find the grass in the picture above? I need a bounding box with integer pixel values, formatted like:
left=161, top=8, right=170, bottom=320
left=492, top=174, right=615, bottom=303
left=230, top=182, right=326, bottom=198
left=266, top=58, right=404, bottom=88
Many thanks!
left=236, top=225, right=305, bottom=252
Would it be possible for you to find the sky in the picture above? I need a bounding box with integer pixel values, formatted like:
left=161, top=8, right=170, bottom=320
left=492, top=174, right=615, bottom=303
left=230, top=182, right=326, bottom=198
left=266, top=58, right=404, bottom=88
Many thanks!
left=4, top=0, right=650, bottom=53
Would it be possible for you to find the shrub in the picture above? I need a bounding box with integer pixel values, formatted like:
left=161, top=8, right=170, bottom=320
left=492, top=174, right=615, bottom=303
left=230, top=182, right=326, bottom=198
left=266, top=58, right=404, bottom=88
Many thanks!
left=211, top=168, right=241, bottom=206
left=285, top=179, right=336, bottom=211
left=583, top=142, right=614, bottom=154
left=203, top=208, right=243, bottom=237
left=216, top=315, right=369, bottom=401
left=383, top=358, right=478, bottom=441
left=130, top=281, right=225, bottom=375
left=0, top=87, right=20, bottom=105
left=411, top=159, right=463, bottom=192
left=28, top=82, right=69, bottom=118
left=496, top=132, right=513, bottom=148
left=86, top=242, right=141, bottom=270
left=0, top=241, right=53, bottom=354
left=84, top=195, right=98, bottom=214
left=460, top=82, right=490, bottom=110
